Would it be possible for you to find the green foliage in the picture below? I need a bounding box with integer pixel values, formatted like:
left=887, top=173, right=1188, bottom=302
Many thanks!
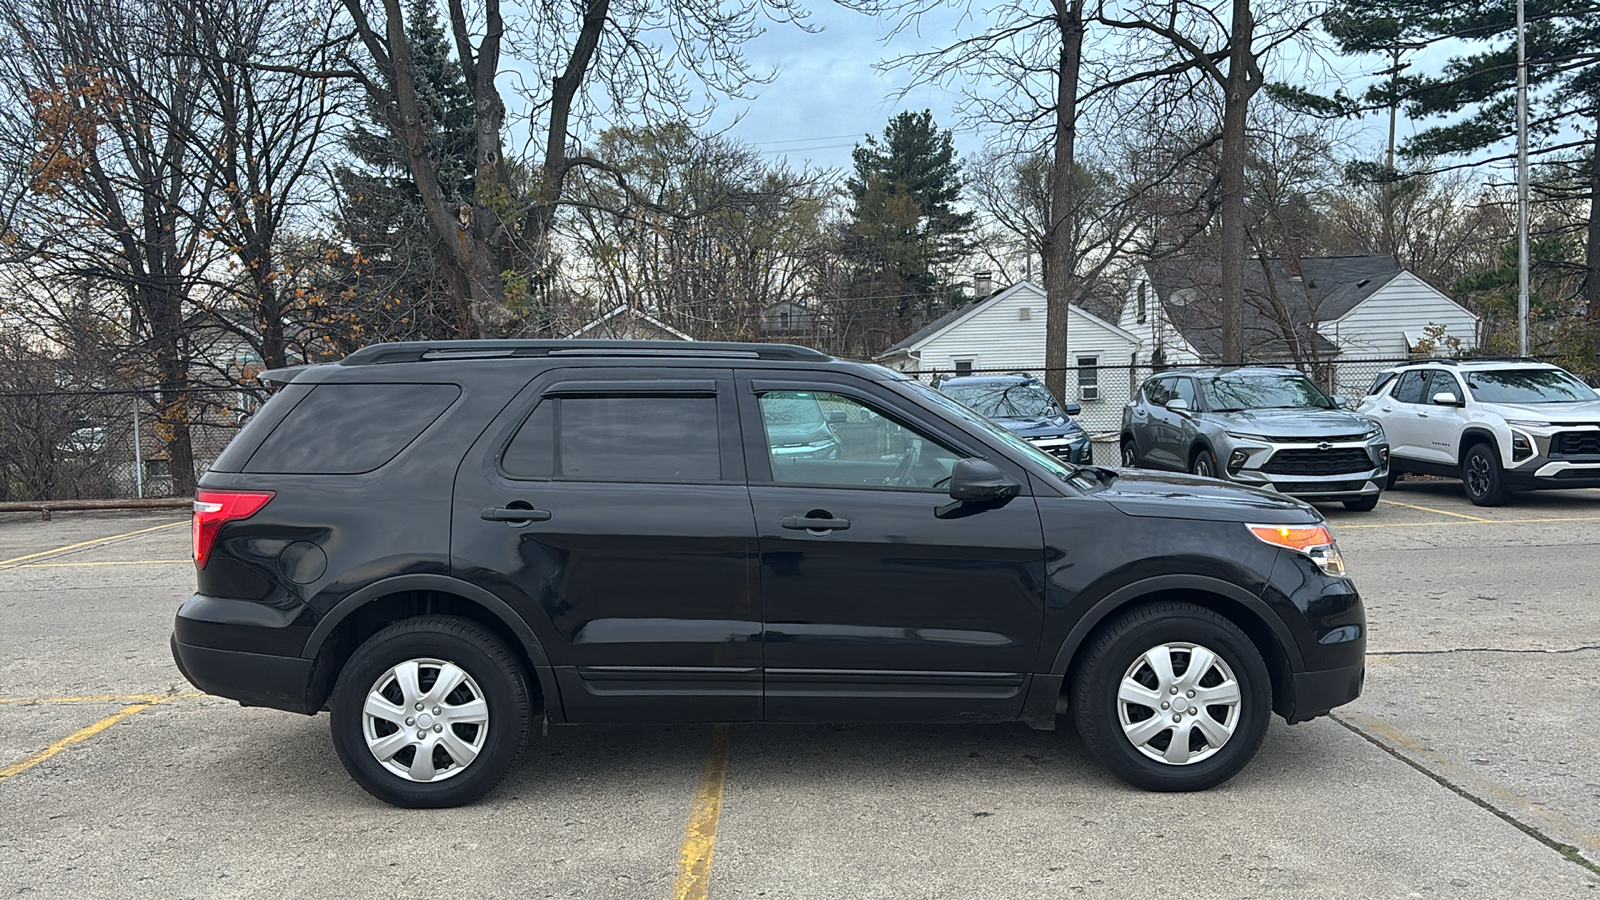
left=838, top=110, right=975, bottom=312
left=328, top=0, right=477, bottom=340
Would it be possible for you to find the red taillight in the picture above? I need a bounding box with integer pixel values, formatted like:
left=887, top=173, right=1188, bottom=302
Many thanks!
left=193, top=490, right=274, bottom=569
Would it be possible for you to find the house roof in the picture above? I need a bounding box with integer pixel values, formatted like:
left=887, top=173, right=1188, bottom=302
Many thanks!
left=1143, top=254, right=1408, bottom=361
left=878, top=281, right=1138, bottom=359
left=566, top=304, right=693, bottom=341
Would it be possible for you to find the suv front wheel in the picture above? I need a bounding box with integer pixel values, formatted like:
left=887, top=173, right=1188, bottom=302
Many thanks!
left=330, top=616, right=532, bottom=808
left=1462, top=442, right=1510, bottom=507
left=1072, top=602, right=1270, bottom=792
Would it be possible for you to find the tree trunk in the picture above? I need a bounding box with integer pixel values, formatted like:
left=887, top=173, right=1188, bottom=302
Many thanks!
left=1218, top=0, right=1255, bottom=364
left=1587, top=123, right=1600, bottom=379
left=1043, top=0, right=1084, bottom=403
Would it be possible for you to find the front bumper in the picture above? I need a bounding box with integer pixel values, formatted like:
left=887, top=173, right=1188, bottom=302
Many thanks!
left=1223, top=437, right=1388, bottom=500
left=1025, top=434, right=1092, bottom=464
left=1286, top=662, right=1365, bottom=723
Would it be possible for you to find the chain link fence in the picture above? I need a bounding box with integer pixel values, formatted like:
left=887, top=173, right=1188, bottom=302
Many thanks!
left=0, top=388, right=249, bottom=502
left=901, top=357, right=1423, bottom=437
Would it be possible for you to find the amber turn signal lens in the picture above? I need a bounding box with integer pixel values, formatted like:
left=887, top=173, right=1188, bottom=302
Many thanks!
left=1247, top=524, right=1334, bottom=553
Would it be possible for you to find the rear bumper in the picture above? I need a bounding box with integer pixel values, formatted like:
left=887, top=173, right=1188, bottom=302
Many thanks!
left=171, top=634, right=320, bottom=715
left=1285, top=662, right=1364, bottom=723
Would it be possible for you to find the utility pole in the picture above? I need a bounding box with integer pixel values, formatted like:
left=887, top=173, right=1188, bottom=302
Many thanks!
left=1516, top=0, right=1530, bottom=356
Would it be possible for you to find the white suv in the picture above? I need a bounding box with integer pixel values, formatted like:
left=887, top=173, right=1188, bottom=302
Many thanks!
left=1357, top=359, right=1600, bottom=506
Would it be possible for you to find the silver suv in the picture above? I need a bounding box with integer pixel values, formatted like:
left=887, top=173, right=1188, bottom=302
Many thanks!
left=1121, top=367, right=1390, bottom=511
left=1356, top=359, right=1600, bottom=506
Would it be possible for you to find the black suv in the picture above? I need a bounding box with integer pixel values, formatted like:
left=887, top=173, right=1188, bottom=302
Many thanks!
left=172, top=341, right=1365, bottom=807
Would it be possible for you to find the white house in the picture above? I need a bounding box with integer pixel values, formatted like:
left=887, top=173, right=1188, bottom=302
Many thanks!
left=1120, top=255, right=1481, bottom=395
left=874, top=280, right=1141, bottom=423
left=564, top=304, right=693, bottom=341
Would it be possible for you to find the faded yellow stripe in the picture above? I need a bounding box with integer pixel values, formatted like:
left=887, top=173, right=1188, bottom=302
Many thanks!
left=1338, top=515, right=1600, bottom=530
left=672, top=726, right=731, bottom=900
left=1377, top=498, right=1491, bottom=522
left=0, top=521, right=187, bottom=569
left=9, top=559, right=189, bottom=569
left=0, top=692, right=199, bottom=705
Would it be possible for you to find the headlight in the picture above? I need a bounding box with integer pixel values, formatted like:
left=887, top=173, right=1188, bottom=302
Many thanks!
left=1364, top=426, right=1384, bottom=439
left=1248, top=523, right=1347, bottom=577
left=1225, top=431, right=1271, bottom=441
left=1506, top=419, right=1551, bottom=428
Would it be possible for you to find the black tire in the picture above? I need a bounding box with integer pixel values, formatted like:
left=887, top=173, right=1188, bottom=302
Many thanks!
left=1342, top=494, right=1380, bottom=512
left=330, top=615, right=532, bottom=808
left=1190, top=447, right=1220, bottom=479
left=1071, top=602, right=1271, bottom=792
left=1461, top=442, right=1509, bottom=507
left=1120, top=437, right=1139, bottom=468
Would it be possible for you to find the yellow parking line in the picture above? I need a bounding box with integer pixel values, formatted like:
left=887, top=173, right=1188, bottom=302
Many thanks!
left=0, top=521, right=187, bottom=569
left=0, top=693, right=198, bottom=783
left=672, top=726, right=731, bottom=900
left=1377, top=498, right=1491, bottom=522
left=1339, top=515, right=1600, bottom=530
left=0, top=693, right=192, bottom=705
left=8, top=559, right=189, bottom=569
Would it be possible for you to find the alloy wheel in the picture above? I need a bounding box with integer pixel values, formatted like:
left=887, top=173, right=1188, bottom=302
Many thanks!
left=1465, top=453, right=1492, bottom=498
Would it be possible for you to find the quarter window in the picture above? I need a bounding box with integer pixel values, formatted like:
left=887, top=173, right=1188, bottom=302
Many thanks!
left=502, top=395, right=721, bottom=482
left=244, top=383, right=460, bottom=475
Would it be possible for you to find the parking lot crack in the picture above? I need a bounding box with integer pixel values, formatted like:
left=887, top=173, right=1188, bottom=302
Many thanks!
left=1333, top=712, right=1600, bottom=877
left=1369, top=645, right=1600, bottom=657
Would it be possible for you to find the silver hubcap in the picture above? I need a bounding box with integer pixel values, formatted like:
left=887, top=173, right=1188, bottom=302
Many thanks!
left=362, top=658, right=489, bottom=783
left=1193, top=456, right=1213, bottom=477
left=1117, top=642, right=1241, bottom=766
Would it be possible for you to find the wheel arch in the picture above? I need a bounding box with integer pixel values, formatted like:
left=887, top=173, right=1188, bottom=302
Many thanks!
left=1188, top=439, right=1218, bottom=468
left=302, top=574, right=560, bottom=719
left=1049, top=575, right=1301, bottom=719
left=1458, top=427, right=1499, bottom=465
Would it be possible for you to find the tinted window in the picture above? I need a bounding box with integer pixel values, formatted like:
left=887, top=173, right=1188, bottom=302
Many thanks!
left=245, top=383, right=459, bottom=474
left=1142, top=378, right=1172, bottom=405
left=1366, top=372, right=1399, bottom=396
left=502, top=395, right=721, bottom=482
left=1390, top=371, right=1429, bottom=404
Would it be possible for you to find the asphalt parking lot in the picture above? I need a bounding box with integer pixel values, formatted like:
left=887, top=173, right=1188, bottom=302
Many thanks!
left=2, top=482, right=1599, bottom=899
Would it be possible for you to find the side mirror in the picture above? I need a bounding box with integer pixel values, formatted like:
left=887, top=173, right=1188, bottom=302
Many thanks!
left=1166, top=398, right=1191, bottom=412
left=824, top=410, right=848, bottom=424
left=1431, top=391, right=1462, bottom=407
left=1062, top=402, right=1082, bottom=416
left=1329, top=394, right=1347, bottom=408
left=947, top=458, right=1019, bottom=503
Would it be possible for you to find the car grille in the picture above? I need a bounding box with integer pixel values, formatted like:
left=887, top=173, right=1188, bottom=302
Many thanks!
left=1553, top=431, right=1600, bottom=456
left=1261, top=433, right=1369, bottom=444
left=1261, top=448, right=1374, bottom=476
left=1272, top=480, right=1367, bottom=494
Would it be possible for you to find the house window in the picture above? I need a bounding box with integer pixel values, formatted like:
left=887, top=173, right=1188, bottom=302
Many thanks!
left=1077, top=355, right=1099, bottom=400
left=1136, top=283, right=1148, bottom=324
left=953, top=359, right=975, bottom=376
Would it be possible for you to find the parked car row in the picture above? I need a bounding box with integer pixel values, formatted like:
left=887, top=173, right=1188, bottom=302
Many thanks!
left=1073, top=359, right=1600, bottom=511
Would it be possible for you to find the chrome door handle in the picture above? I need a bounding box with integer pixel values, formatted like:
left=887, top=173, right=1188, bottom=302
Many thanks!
left=1417, top=412, right=1429, bottom=418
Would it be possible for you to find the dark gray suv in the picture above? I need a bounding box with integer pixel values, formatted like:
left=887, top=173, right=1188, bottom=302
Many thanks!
left=1121, top=367, right=1390, bottom=511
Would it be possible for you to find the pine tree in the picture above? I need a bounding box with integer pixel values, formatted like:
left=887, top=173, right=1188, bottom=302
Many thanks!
left=330, top=0, right=477, bottom=340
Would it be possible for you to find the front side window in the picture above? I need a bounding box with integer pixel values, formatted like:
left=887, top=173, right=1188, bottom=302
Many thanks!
left=502, top=395, right=721, bottom=482
left=1426, top=371, right=1464, bottom=405
left=1200, top=373, right=1333, bottom=412
left=1463, top=368, right=1599, bottom=404
left=757, top=391, right=962, bottom=490
left=1172, top=377, right=1198, bottom=407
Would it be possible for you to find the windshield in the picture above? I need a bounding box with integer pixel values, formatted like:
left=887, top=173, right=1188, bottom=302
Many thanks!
left=1463, top=369, right=1599, bottom=404
left=907, top=382, right=1078, bottom=482
left=1200, top=374, right=1333, bottom=412
left=941, top=381, right=1061, bottom=419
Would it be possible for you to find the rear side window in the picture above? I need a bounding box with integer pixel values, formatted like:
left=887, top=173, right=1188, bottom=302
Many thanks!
left=1390, top=371, right=1428, bottom=404
left=244, top=383, right=460, bottom=474
left=502, top=395, right=721, bottom=482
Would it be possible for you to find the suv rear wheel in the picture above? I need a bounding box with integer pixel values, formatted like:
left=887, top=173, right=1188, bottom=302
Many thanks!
left=1072, top=602, right=1270, bottom=791
left=1120, top=437, right=1139, bottom=467
left=330, top=615, right=532, bottom=808
left=1462, top=442, right=1510, bottom=507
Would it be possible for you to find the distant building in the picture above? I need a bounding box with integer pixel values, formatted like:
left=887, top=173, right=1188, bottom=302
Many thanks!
left=565, top=305, right=692, bottom=341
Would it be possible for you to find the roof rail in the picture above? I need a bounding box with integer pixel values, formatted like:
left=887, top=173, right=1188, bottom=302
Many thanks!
left=1408, top=357, right=1461, bottom=366
left=338, top=340, right=833, bottom=366
left=1412, top=356, right=1549, bottom=366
